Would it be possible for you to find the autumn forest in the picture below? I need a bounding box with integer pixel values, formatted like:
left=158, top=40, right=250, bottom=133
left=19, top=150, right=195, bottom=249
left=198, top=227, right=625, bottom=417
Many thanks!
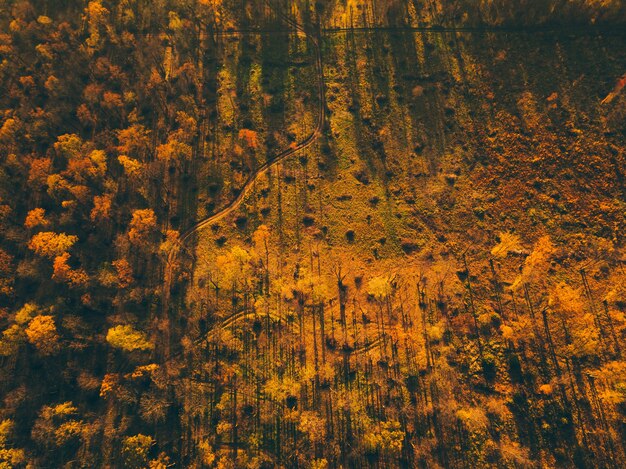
left=0, top=0, right=625, bottom=467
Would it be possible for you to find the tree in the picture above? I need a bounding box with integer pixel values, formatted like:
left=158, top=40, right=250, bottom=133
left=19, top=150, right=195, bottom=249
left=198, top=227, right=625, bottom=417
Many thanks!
left=511, top=235, right=555, bottom=290
left=117, top=125, right=151, bottom=160
left=0, top=325, right=25, bottom=357
left=90, top=194, right=112, bottom=223
left=28, top=158, right=53, bottom=190
left=298, top=411, right=327, bottom=444
left=155, top=137, right=192, bottom=163
left=84, top=1, right=109, bottom=55
left=363, top=420, right=405, bottom=458
left=25, top=315, right=60, bottom=355
left=0, top=420, right=26, bottom=467
left=118, top=155, right=144, bottom=179
left=122, top=434, right=154, bottom=468
left=28, top=232, right=78, bottom=258
left=112, top=259, right=133, bottom=288
left=491, top=232, right=522, bottom=258
left=24, top=208, right=49, bottom=229
left=52, top=252, right=89, bottom=287
left=238, top=128, right=259, bottom=150
left=31, top=402, right=84, bottom=449
left=106, top=325, right=153, bottom=352
left=0, top=249, right=14, bottom=296
left=128, top=209, right=157, bottom=246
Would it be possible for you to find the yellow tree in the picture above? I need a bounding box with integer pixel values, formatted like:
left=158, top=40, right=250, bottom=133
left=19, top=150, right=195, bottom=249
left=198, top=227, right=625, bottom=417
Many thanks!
left=117, top=124, right=151, bottom=160
left=0, top=420, right=26, bottom=466
left=106, top=325, right=153, bottom=352
left=252, top=224, right=271, bottom=294
left=511, top=235, right=555, bottom=290
left=25, top=315, right=60, bottom=355
left=122, top=434, right=154, bottom=468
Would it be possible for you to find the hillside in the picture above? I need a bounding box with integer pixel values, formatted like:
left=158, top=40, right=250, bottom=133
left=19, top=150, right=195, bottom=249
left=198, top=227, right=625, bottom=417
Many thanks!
left=0, top=1, right=625, bottom=468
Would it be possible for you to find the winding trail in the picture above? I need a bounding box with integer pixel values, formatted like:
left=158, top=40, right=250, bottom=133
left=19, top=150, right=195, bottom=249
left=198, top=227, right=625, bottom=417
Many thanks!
left=161, top=1, right=325, bottom=361
left=197, top=307, right=385, bottom=357
left=163, top=2, right=326, bottom=310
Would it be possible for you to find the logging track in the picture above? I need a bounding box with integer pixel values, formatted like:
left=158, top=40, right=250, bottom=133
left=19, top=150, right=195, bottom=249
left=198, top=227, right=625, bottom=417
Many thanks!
left=162, top=0, right=326, bottom=313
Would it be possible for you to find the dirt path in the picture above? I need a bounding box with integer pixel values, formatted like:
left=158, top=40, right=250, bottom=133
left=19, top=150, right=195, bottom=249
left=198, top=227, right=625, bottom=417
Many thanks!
left=162, top=1, right=326, bottom=315
left=161, top=1, right=326, bottom=360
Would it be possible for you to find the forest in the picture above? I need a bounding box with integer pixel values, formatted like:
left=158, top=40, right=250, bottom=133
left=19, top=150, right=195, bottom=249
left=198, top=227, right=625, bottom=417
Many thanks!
left=0, top=0, right=625, bottom=467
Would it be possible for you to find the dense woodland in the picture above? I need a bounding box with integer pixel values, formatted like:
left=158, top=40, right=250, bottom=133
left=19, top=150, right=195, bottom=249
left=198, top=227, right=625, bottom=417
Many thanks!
left=0, top=0, right=625, bottom=467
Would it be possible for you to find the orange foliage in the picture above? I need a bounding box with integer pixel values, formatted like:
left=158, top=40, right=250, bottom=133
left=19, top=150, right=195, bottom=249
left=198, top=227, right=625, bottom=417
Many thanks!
left=0, top=249, right=13, bottom=296
left=28, top=232, right=77, bottom=258
left=28, top=158, right=52, bottom=189
left=128, top=209, right=157, bottom=245
left=102, top=91, right=123, bottom=110
left=117, top=124, right=151, bottom=158
left=52, top=253, right=89, bottom=287
left=156, top=137, right=192, bottom=162
left=112, top=259, right=133, bottom=288
left=238, top=128, right=259, bottom=150
left=90, top=194, right=112, bottom=222
left=24, top=208, right=49, bottom=229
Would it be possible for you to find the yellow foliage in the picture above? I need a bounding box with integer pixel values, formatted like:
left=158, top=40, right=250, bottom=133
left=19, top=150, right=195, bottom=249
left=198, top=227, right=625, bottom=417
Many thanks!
left=511, top=236, right=555, bottom=290
left=363, top=420, right=405, bottom=455
left=159, top=230, right=180, bottom=256
left=216, top=245, right=252, bottom=288
left=118, top=155, right=143, bottom=177
left=122, top=434, right=154, bottom=468
left=500, top=324, right=514, bottom=340
left=456, top=407, right=488, bottom=433
left=15, top=303, right=39, bottom=325
left=156, top=137, right=192, bottom=162
left=367, top=275, right=393, bottom=300
left=106, top=325, right=153, bottom=352
left=117, top=124, right=151, bottom=156
left=0, top=325, right=25, bottom=357
left=25, top=315, right=60, bottom=355
left=298, top=411, right=327, bottom=444
left=130, top=363, right=158, bottom=379
left=252, top=224, right=270, bottom=254
left=88, top=149, right=107, bottom=178
left=491, top=232, right=522, bottom=258
left=0, top=420, right=26, bottom=467
left=168, top=11, right=183, bottom=30
left=55, top=420, right=83, bottom=446
left=549, top=282, right=584, bottom=315
left=198, top=440, right=216, bottom=466
left=54, top=133, right=83, bottom=159
left=0, top=118, right=18, bottom=142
